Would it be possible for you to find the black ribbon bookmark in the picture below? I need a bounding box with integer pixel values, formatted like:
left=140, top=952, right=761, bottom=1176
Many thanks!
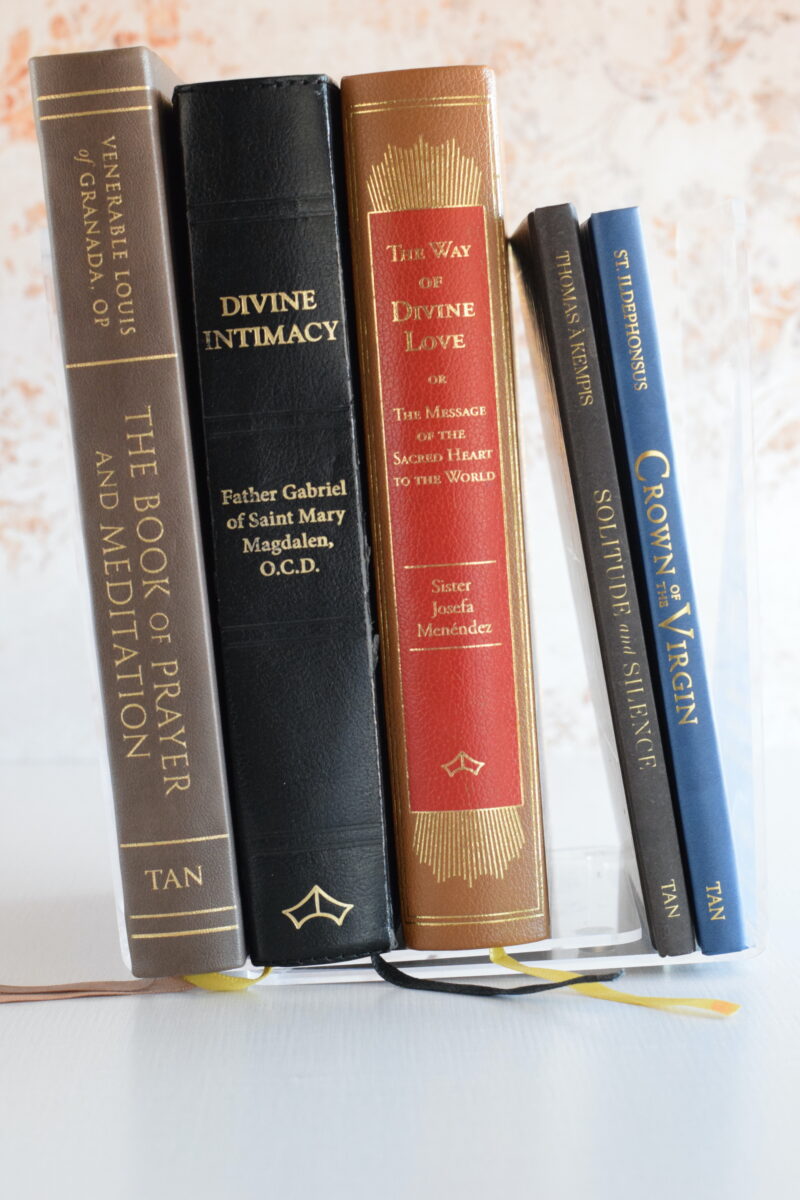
left=370, top=953, right=623, bottom=998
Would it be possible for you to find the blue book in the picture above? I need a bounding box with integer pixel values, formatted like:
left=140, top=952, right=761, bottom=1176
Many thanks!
left=586, top=207, right=746, bottom=954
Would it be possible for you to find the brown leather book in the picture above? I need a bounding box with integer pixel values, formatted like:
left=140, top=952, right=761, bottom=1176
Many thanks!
left=342, top=66, right=549, bottom=950
left=29, top=47, right=245, bottom=977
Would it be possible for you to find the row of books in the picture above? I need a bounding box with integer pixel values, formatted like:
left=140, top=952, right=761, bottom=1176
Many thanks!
left=29, top=46, right=746, bottom=980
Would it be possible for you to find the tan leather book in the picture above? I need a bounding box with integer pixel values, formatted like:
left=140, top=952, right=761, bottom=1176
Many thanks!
left=342, top=66, right=549, bottom=950
left=29, top=47, right=245, bottom=977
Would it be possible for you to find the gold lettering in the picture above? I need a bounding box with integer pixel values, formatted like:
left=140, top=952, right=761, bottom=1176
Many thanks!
left=706, top=882, right=726, bottom=920
left=658, top=602, right=695, bottom=639
left=634, top=449, right=671, bottom=482
left=143, top=866, right=204, bottom=891
left=661, top=879, right=681, bottom=918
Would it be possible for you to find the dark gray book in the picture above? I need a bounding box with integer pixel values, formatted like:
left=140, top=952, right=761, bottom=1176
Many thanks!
left=512, top=205, right=694, bottom=957
left=30, top=47, right=245, bottom=977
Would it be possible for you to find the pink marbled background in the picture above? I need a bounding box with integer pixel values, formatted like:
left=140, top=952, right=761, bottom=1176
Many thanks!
left=0, top=0, right=796, bottom=771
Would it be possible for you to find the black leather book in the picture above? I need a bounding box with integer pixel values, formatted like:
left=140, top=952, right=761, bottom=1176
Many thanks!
left=512, top=205, right=695, bottom=957
left=174, top=76, right=396, bottom=965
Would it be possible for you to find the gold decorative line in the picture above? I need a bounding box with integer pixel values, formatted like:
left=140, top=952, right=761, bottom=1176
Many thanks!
left=408, top=642, right=501, bottom=652
left=476, top=205, right=538, bottom=871
left=404, top=560, right=496, bottom=569
left=120, top=834, right=230, bottom=849
left=407, top=912, right=541, bottom=927
left=67, top=353, right=177, bottom=370
left=130, top=925, right=240, bottom=940
left=350, top=94, right=488, bottom=110
left=415, top=804, right=528, bottom=814
left=410, top=905, right=540, bottom=921
left=367, top=203, right=477, bottom=214
left=129, top=906, right=237, bottom=920
left=37, top=85, right=150, bottom=101
left=482, top=134, right=546, bottom=907
left=408, top=907, right=539, bottom=924
left=39, top=105, right=153, bottom=121
left=351, top=101, right=490, bottom=116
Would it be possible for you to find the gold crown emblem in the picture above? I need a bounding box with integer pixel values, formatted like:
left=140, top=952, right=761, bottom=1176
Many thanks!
left=281, top=885, right=354, bottom=930
left=441, top=750, right=486, bottom=778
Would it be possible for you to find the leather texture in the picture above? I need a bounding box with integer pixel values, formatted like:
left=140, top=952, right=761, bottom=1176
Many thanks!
left=174, top=76, right=396, bottom=966
left=342, top=67, right=549, bottom=950
left=29, top=48, right=245, bottom=978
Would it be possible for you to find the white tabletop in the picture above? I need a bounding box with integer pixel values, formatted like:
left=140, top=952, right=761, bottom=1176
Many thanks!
left=0, top=753, right=795, bottom=1200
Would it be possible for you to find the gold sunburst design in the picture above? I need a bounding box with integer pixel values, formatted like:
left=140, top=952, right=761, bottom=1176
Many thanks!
left=281, top=885, right=354, bottom=930
left=367, top=135, right=482, bottom=213
left=413, top=808, right=525, bottom=888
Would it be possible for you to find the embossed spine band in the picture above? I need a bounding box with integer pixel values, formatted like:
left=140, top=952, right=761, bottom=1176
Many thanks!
left=342, top=67, right=549, bottom=950
left=30, top=47, right=245, bottom=977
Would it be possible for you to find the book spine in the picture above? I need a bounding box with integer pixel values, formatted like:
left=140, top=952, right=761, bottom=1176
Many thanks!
left=513, top=206, right=694, bottom=956
left=173, top=76, right=396, bottom=966
left=586, top=206, right=746, bottom=954
left=29, top=48, right=245, bottom=977
left=342, top=66, right=548, bottom=950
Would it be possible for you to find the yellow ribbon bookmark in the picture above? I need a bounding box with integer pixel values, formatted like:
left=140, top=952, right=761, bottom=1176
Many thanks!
left=183, top=955, right=741, bottom=1013
left=490, top=948, right=739, bottom=1016
left=183, top=967, right=271, bottom=993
